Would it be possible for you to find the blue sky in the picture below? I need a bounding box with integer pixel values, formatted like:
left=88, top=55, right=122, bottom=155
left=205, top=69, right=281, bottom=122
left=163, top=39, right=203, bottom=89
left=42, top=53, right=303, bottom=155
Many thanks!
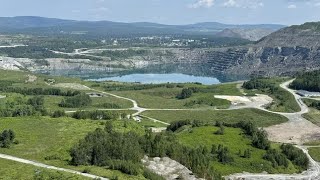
left=0, top=0, right=319, bottom=25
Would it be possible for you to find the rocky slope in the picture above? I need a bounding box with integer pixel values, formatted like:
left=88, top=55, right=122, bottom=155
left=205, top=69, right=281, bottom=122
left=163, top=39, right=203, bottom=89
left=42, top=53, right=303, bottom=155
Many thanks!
left=216, top=28, right=275, bottom=41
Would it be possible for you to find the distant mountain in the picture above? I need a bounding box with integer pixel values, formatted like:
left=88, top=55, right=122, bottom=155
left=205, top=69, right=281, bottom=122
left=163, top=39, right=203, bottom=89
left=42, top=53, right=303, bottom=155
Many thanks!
left=216, top=28, right=275, bottom=41
left=0, top=16, right=286, bottom=36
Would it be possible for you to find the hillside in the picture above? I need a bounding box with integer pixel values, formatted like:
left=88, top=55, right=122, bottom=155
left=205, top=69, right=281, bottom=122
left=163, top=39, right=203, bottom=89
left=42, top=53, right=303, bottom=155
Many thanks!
left=0, top=16, right=285, bottom=36
left=257, top=22, right=320, bottom=47
left=216, top=28, right=275, bottom=41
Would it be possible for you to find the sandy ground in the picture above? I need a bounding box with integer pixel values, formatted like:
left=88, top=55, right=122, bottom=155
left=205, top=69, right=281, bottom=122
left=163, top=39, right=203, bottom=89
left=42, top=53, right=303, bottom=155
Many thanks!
left=264, top=115, right=320, bottom=144
left=214, top=94, right=273, bottom=109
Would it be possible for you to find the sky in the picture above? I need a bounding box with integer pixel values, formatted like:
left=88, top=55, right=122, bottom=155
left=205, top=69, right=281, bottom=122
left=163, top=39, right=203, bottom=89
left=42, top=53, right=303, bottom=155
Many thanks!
left=0, top=0, right=319, bottom=25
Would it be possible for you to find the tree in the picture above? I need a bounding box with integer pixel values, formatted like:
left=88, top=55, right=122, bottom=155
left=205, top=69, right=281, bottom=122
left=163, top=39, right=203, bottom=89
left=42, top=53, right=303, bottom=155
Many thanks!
left=177, top=88, right=193, bottom=99
left=0, top=129, right=16, bottom=148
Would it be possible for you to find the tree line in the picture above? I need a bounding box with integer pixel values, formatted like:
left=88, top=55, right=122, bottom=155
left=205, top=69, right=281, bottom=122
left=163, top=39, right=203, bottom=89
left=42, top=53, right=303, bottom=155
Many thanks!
left=0, top=86, right=81, bottom=97
left=290, top=70, right=320, bottom=92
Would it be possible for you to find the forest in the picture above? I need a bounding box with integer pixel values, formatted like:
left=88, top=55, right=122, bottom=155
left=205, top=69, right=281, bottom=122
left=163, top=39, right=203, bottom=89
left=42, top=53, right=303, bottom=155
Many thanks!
left=290, top=70, right=320, bottom=92
left=70, top=120, right=309, bottom=179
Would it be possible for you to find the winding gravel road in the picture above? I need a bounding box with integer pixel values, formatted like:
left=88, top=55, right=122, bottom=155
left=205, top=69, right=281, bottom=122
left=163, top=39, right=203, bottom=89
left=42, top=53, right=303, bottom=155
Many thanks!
left=226, top=80, right=320, bottom=180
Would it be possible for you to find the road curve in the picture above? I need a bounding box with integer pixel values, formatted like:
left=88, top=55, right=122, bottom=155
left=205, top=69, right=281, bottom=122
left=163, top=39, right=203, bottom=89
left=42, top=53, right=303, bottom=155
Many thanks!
left=0, top=153, right=109, bottom=180
left=227, top=79, right=320, bottom=180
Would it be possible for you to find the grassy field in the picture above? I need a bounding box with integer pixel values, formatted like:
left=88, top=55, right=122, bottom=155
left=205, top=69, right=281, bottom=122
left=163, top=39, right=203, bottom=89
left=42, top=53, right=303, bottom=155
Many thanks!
left=0, top=116, right=146, bottom=179
left=302, top=99, right=320, bottom=126
left=302, top=108, right=320, bottom=126
left=308, top=147, right=320, bottom=162
left=177, top=126, right=298, bottom=175
left=107, top=83, right=242, bottom=109
left=43, top=95, right=133, bottom=111
left=142, top=109, right=288, bottom=127
left=0, top=158, right=89, bottom=180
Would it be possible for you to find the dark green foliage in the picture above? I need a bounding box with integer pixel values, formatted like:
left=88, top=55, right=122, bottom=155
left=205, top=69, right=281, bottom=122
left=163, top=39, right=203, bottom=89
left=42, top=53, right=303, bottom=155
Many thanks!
left=108, top=160, right=141, bottom=175
left=166, top=120, right=191, bottom=132
left=264, top=149, right=289, bottom=168
left=166, top=119, right=204, bottom=132
left=27, top=96, right=46, bottom=114
left=304, top=99, right=320, bottom=110
left=0, top=96, right=47, bottom=117
left=177, top=88, right=193, bottom=99
left=70, top=128, right=143, bottom=166
left=290, top=70, right=320, bottom=92
left=71, top=110, right=122, bottom=120
left=252, top=129, right=270, bottom=150
left=214, top=121, right=225, bottom=135
left=59, top=93, right=92, bottom=108
left=0, top=86, right=80, bottom=96
left=243, top=149, right=252, bottom=158
left=143, top=168, right=165, bottom=180
left=51, top=110, right=66, bottom=118
left=224, top=121, right=270, bottom=150
left=104, top=84, right=167, bottom=91
left=281, top=144, right=309, bottom=170
left=0, top=129, right=15, bottom=148
left=215, top=145, right=234, bottom=164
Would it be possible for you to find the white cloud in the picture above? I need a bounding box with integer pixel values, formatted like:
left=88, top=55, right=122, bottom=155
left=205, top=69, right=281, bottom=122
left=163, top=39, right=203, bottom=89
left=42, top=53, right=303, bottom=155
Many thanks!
left=189, top=0, right=215, bottom=8
left=222, top=0, right=264, bottom=9
left=288, top=4, right=297, bottom=8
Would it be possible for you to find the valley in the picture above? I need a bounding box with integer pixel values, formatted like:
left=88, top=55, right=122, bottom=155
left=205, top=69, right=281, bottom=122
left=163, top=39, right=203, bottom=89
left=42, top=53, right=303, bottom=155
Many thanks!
left=0, top=16, right=320, bottom=180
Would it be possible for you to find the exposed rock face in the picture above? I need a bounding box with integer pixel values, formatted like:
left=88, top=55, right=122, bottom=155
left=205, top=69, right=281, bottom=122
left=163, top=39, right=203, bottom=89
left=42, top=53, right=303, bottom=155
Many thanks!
left=2, top=45, right=320, bottom=77
left=216, top=28, right=275, bottom=41
left=1, top=22, right=320, bottom=77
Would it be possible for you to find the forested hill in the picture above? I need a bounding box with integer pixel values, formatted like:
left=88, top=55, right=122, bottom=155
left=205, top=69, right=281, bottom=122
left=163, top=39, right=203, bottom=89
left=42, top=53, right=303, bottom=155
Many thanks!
left=290, top=70, right=320, bottom=92
left=0, top=16, right=285, bottom=36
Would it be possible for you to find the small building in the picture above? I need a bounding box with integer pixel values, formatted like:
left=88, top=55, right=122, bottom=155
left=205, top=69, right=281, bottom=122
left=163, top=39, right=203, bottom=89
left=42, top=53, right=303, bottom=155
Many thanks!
left=296, top=90, right=320, bottom=97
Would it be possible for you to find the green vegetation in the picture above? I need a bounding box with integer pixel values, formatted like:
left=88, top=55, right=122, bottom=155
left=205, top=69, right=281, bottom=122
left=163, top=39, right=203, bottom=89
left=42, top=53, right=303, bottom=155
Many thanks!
left=71, top=110, right=128, bottom=121
left=243, top=77, right=300, bottom=112
left=177, top=125, right=300, bottom=175
left=59, top=93, right=92, bottom=108
left=302, top=99, right=320, bottom=126
left=0, top=129, right=16, bottom=148
left=308, top=147, right=320, bottom=162
left=290, top=70, right=320, bottom=92
left=0, top=159, right=89, bottom=180
left=106, top=83, right=241, bottom=109
left=303, top=98, right=320, bottom=110
left=142, top=109, right=288, bottom=127
left=0, top=94, right=47, bottom=117
left=176, top=88, right=193, bottom=99
left=0, top=116, right=145, bottom=179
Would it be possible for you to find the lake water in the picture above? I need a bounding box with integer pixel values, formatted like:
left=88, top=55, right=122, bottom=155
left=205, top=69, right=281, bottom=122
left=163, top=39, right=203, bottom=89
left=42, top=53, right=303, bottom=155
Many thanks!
left=38, top=64, right=248, bottom=84
left=89, top=73, right=221, bottom=85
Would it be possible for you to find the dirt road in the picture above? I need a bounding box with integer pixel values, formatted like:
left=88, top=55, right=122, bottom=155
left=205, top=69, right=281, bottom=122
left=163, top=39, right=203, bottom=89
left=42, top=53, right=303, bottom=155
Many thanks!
left=0, top=153, right=109, bottom=180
